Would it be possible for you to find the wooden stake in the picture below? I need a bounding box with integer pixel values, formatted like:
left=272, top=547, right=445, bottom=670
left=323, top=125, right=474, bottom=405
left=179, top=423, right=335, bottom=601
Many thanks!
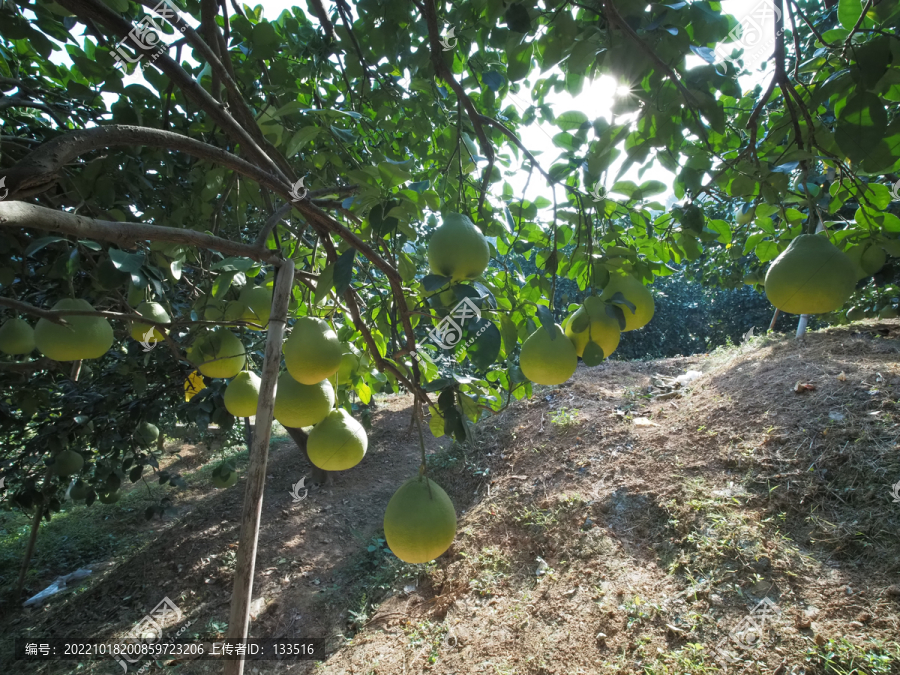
left=15, top=466, right=54, bottom=600
left=223, top=259, right=294, bottom=675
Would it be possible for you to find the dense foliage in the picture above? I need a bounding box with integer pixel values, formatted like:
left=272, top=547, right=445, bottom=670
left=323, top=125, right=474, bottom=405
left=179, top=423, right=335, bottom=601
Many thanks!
left=1, top=0, right=899, bottom=529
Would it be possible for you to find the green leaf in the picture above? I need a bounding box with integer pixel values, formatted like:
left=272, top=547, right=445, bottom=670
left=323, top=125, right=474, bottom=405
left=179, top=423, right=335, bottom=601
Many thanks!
left=507, top=42, right=533, bottom=82
left=332, top=249, right=356, bottom=296
left=25, top=236, right=67, bottom=257
left=535, top=304, right=556, bottom=338
left=398, top=252, right=417, bottom=282
left=505, top=3, right=531, bottom=33
left=607, top=292, right=636, bottom=314
left=555, top=111, right=589, bottom=131
left=422, top=274, right=451, bottom=292
left=314, top=263, right=335, bottom=305
left=835, top=92, right=888, bottom=162
left=427, top=406, right=444, bottom=438
left=838, top=0, right=864, bottom=30
left=109, top=248, right=146, bottom=274
left=355, top=381, right=372, bottom=405
left=571, top=310, right=590, bottom=333
left=212, top=270, right=238, bottom=299
left=468, top=320, right=501, bottom=370
left=500, top=315, right=518, bottom=356
left=285, top=127, right=320, bottom=157
left=582, top=341, right=605, bottom=367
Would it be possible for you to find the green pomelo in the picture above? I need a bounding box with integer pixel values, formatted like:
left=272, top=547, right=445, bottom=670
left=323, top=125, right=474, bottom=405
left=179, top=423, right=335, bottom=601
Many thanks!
left=328, top=345, right=361, bottom=387
left=273, top=372, right=334, bottom=428
left=135, top=422, right=159, bottom=447
left=846, top=243, right=886, bottom=279
left=283, top=317, right=343, bottom=384
left=224, top=371, right=261, bottom=417
left=69, top=480, right=89, bottom=501
left=187, top=328, right=246, bottom=379
left=846, top=306, right=865, bottom=322
left=0, top=318, right=35, bottom=355
left=563, top=297, right=621, bottom=359
left=34, top=299, right=114, bottom=361
left=427, top=213, right=490, bottom=282
left=307, top=409, right=368, bottom=471
left=224, top=300, right=246, bottom=321
left=212, top=463, right=238, bottom=488
left=54, top=449, right=84, bottom=477
left=130, top=301, right=170, bottom=343
left=519, top=324, right=577, bottom=386
left=879, top=305, right=899, bottom=319
left=599, top=273, right=655, bottom=331
left=98, top=490, right=120, bottom=504
left=764, top=235, right=857, bottom=314
left=239, top=286, right=272, bottom=330
left=384, top=477, right=457, bottom=564
left=203, top=299, right=226, bottom=321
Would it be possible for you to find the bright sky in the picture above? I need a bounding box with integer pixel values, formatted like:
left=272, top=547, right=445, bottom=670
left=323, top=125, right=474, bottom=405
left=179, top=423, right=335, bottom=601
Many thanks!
left=43, top=0, right=774, bottom=214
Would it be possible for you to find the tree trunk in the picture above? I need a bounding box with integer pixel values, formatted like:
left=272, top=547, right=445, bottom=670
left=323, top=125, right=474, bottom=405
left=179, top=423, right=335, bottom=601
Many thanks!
left=284, top=426, right=331, bottom=486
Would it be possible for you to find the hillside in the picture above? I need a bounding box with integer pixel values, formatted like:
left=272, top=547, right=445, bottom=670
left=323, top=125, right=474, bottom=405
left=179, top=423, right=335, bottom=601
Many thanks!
left=2, top=321, right=899, bottom=675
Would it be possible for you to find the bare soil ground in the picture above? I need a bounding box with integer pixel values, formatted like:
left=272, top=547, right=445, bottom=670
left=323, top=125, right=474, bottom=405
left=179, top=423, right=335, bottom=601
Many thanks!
left=2, top=321, right=900, bottom=675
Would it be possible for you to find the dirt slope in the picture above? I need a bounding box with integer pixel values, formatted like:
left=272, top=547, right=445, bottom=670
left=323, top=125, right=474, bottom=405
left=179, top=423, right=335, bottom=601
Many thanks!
left=3, top=322, right=900, bottom=675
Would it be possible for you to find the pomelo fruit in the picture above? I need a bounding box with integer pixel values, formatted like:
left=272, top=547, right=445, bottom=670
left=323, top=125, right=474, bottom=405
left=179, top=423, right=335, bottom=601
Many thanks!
left=203, top=299, right=226, bottom=321
left=69, top=480, right=90, bottom=501
left=427, top=213, right=490, bottom=282
left=878, top=305, right=898, bottom=319
left=212, top=463, right=238, bottom=488
left=54, top=449, right=84, bottom=477
left=135, top=422, right=159, bottom=447
left=307, top=408, right=368, bottom=471
left=599, top=272, right=655, bottom=331
left=283, top=317, right=342, bottom=384
left=187, top=328, right=246, bottom=379
left=846, top=242, right=886, bottom=279
left=384, top=476, right=457, bottom=564
left=563, top=296, right=621, bottom=360
left=328, top=345, right=361, bottom=387
left=239, top=286, right=272, bottom=330
left=34, top=299, right=114, bottom=361
left=764, top=235, right=857, bottom=314
left=224, top=371, right=261, bottom=417
left=224, top=300, right=245, bottom=321
left=184, top=370, right=206, bottom=402
left=130, top=301, right=170, bottom=343
left=0, top=318, right=35, bottom=355
left=98, top=490, right=120, bottom=504
left=519, top=324, right=577, bottom=385
left=846, top=306, right=865, bottom=322
left=273, top=372, right=334, bottom=428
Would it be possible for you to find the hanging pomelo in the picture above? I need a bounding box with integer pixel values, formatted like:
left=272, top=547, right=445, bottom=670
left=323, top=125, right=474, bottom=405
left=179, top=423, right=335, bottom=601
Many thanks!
left=599, top=272, right=655, bottom=331
left=184, top=370, right=206, bottom=401
left=135, top=422, right=159, bottom=447
left=519, top=324, right=577, bottom=385
left=846, top=306, right=865, bottom=322
left=328, top=344, right=361, bottom=387
left=384, top=476, right=457, bottom=564
left=202, top=298, right=226, bottom=321
left=273, top=372, right=334, bottom=428
left=0, top=318, right=35, bottom=355
left=34, top=299, right=114, bottom=361
left=846, top=242, right=886, bottom=279
left=130, top=301, right=170, bottom=343
left=563, top=296, right=621, bottom=363
left=69, top=479, right=90, bottom=501
left=54, top=449, right=84, bottom=477
left=239, top=285, right=273, bottom=330
left=307, top=408, right=368, bottom=471
left=187, top=328, right=246, bottom=379
left=427, top=213, right=491, bottom=282
left=224, top=371, right=261, bottom=417
left=283, top=317, right=343, bottom=384
left=212, top=462, right=238, bottom=488
left=764, top=234, right=857, bottom=314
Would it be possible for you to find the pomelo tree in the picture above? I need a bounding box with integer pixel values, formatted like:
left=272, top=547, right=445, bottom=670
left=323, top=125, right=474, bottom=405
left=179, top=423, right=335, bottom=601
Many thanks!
left=1, top=0, right=899, bottom=669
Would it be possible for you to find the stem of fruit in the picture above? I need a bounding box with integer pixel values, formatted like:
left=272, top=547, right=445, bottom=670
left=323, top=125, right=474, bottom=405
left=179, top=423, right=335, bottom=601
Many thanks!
left=413, top=397, right=433, bottom=499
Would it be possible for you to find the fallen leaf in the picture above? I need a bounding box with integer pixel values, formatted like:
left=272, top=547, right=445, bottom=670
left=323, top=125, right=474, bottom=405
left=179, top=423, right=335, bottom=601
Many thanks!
left=837, top=372, right=847, bottom=382
left=633, top=417, right=660, bottom=427
left=794, top=381, right=816, bottom=393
